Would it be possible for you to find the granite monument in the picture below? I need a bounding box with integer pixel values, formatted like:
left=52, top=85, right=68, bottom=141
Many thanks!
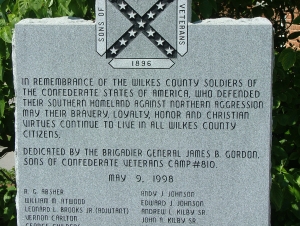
left=13, top=0, right=273, bottom=225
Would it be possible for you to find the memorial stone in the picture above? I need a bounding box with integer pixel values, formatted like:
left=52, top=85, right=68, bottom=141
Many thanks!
left=13, top=0, right=273, bottom=225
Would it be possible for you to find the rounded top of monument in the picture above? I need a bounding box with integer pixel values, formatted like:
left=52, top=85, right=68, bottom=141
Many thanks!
left=191, top=17, right=271, bottom=25
left=16, top=17, right=94, bottom=25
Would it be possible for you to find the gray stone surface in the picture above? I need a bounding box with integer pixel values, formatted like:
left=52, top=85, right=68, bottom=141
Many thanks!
left=0, top=150, right=15, bottom=169
left=13, top=1, right=272, bottom=225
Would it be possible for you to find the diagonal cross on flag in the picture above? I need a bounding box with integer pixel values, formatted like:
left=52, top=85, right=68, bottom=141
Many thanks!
left=106, top=0, right=177, bottom=58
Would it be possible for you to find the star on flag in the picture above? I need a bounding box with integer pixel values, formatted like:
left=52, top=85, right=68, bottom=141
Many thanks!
left=146, top=28, right=155, bottom=37
left=147, top=11, right=155, bottom=19
left=128, top=11, right=136, bottom=19
left=128, top=29, right=137, bottom=37
left=156, top=2, right=165, bottom=10
left=156, top=38, right=164, bottom=46
left=165, top=46, right=174, bottom=55
left=118, top=1, right=127, bottom=10
left=110, top=47, right=118, bottom=54
left=119, top=38, right=127, bottom=46
left=138, top=20, right=146, bottom=28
